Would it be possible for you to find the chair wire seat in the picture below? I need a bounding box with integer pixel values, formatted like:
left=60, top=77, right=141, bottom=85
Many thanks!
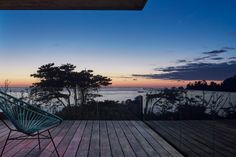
left=0, top=91, right=63, bottom=156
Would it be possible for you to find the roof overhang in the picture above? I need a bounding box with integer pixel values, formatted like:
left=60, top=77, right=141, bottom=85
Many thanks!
left=0, top=0, right=148, bottom=10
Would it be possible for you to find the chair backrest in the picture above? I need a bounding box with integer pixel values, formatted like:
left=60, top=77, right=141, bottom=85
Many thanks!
left=0, top=91, right=62, bottom=135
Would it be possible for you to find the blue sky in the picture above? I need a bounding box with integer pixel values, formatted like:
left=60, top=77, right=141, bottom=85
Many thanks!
left=0, top=0, right=236, bottom=87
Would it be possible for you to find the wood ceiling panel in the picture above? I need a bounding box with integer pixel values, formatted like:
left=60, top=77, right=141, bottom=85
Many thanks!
left=0, top=0, right=147, bottom=10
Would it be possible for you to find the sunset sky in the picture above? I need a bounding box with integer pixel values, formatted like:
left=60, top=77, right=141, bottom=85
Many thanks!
left=0, top=0, right=236, bottom=88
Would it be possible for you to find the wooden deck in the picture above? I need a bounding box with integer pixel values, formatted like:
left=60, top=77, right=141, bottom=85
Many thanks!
left=146, top=120, right=236, bottom=157
left=0, top=121, right=183, bottom=157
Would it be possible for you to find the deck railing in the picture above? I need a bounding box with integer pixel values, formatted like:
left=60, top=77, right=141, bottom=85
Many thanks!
left=2, top=88, right=236, bottom=156
left=1, top=88, right=144, bottom=120
left=142, top=89, right=236, bottom=157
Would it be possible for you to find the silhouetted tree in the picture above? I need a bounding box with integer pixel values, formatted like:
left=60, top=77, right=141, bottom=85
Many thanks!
left=0, top=80, right=10, bottom=93
left=71, top=70, right=112, bottom=105
left=146, top=87, right=186, bottom=114
left=186, top=75, right=236, bottom=92
left=187, top=80, right=207, bottom=90
left=208, top=81, right=221, bottom=91
left=30, top=63, right=112, bottom=107
left=30, top=63, right=73, bottom=107
left=222, top=75, right=236, bottom=92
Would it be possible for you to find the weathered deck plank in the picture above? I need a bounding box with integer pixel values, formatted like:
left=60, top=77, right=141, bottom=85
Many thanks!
left=63, top=121, right=86, bottom=157
left=125, top=121, right=159, bottom=157
left=157, top=121, right=212, bottom=156
left=10, top=123, right=63, bottom=157
left=76, top=121, right=93, bottom=157
left=1, top=131, right=33, bottom=156
left=137, top=121, right=183, bottom=157
left=88, top=121, right=100, bottom=157
left=106, top=121, right=124, bottom=157
left=146, top=120, right=236, bottom=157
left=119, top=121, right=148, bottom=157
left=180, top=121, right=235, bottom=156
left=25, top=122, right=67, bottom=157
left=112, top=121, right=136, bottom=157
left=51, top=121, right=81, bottom=157
left=0, top=120, right=182, bottom=157
left=147, top=121, right=198, bottom=157
left=39, top=121, right=74, bottom=157
left=99, top=121, right=112, bottom=157
left=131, top=121, right=172, bottom=157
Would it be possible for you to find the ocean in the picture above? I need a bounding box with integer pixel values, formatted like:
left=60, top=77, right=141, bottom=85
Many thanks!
left=3, top=87, right=146, bottom=102
left=2, top=87, right=236, bottom=115
left=3, top=87, right=236, bottom=104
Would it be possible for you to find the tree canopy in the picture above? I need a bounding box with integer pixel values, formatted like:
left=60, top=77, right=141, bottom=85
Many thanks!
left=30, top=63, right=112, bottom=107
left=186, top=75, right=236, bottom=92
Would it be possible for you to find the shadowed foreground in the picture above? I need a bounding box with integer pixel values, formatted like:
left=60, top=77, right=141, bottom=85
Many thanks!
left=0, top=120, right=183, bottom=157
left=146, top=120, right=236, bottom=157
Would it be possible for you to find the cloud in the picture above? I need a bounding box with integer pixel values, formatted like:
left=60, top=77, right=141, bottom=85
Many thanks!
left=228, top=60, right=236, bottom=64
left=119, top=76, right=133, bottom=79
left=211, top=57, right=224, bottom=61
left=192, top=47, right=234, bottom=62
left=133, top=62, right=236, bottom=81
left=134, top=48, right=236, bottom=81
left=203, top=49, right=227, bottom=55
left=193, top=56, right=212, bottom=61
left=222, top=47, right=235, bottom=50
left=111, top=75, right=133, bottom=79
left=176, top=59, right=188, bottom=63
left=154, top=66, right=177, bottom=72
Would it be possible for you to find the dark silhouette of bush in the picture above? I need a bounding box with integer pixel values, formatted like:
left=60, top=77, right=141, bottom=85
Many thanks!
left=186, top=75, right=236, bottom=92
left=223, top=107, right=236, bottom=119
left=55, top=98, right=142, bottom=120
left=222, top=75, right=236, bottom=92
left=176, top=104, right=210, bottom=120
left=145, top=105, right=210, bottom=120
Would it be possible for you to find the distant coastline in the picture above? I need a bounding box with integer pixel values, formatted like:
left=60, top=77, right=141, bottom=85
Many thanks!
left=2, top=87, right=147, bottom=102
left=2, top=86, right=160, bottom=92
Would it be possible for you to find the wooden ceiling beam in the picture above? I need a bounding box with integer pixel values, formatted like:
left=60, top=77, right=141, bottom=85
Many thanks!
left=0, top=0, right=147, bottom=10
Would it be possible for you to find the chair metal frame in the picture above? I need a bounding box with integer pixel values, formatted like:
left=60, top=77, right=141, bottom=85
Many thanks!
left=0, top=91, right=63, bottom=157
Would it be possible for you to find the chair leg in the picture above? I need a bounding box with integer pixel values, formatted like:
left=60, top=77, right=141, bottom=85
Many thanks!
left=37, top=131, right=41, bottom=150
left=48, top=130, right=59, bottom=157
left=1, top=130, right=11, bottom=157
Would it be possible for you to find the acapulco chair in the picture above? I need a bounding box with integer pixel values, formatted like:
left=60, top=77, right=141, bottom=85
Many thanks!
left=0, top=91, right=63, bottom=157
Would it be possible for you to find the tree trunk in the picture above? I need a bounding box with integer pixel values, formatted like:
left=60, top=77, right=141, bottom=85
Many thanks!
left=73, top=87, right=77, bottom=106
left=66, top=88, right=71, bottom=106
left=81, top=90, right=85, bottom=105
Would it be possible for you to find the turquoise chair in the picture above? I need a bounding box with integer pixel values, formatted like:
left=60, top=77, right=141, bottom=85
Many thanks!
left=0, top=91, right=63, bottom=156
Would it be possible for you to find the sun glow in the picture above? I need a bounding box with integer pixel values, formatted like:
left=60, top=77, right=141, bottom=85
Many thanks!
left=0, top=72, right=224, bottom=88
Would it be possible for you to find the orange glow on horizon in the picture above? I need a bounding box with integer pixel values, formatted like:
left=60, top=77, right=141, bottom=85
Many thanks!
left=0, top=82, right=33, bottom=88
left=111, top=77, right=188, bottom=88
left=0, top=78, right=34, bottom=88
left=0, top=77, right=223, bottom=88
left=111, top=77, right=223, bottom=88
